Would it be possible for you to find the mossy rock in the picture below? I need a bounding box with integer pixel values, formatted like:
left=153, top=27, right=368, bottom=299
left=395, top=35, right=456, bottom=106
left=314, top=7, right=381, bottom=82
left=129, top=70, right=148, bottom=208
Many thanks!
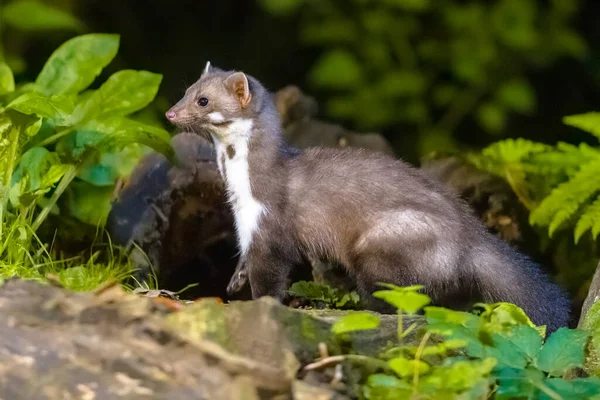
left=168, top=297, right=426, bottom=370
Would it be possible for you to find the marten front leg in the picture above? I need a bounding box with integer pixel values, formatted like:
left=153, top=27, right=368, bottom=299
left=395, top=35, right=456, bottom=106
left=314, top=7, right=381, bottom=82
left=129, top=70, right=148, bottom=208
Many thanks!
left=246, top=242, right=294, bottom=301
left=226, top=256, right=249, bottom=295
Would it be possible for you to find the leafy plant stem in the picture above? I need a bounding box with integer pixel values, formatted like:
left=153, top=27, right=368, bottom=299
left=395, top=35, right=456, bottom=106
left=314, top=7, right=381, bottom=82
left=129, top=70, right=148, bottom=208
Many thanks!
left=36, top=126, right=75, bottom=148
left=412, top=331, right=432, bottom=395
left=531, top=380, right=561, bottom=400
left=397, top=309, right=404, bottom=345
left=31, top=164, right=78, bottom=232
left=0, top=127, right=20, bottom=240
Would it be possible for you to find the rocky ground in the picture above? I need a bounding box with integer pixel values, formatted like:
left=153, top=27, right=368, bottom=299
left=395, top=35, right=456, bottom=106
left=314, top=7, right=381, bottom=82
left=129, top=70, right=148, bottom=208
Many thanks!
left=0, top=278, right=415, bottom=400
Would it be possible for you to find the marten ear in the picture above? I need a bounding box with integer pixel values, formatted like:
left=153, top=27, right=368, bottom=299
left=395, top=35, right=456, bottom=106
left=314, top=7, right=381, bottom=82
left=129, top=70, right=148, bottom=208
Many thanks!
left=224, top=72, right=252, bottom=108
left=201, top=61, right=211, bottom=77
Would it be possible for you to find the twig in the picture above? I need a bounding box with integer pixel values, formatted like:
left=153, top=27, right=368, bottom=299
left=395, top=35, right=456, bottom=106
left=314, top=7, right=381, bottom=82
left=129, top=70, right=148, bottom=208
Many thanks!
left=303, top=356, right=345, bottom=371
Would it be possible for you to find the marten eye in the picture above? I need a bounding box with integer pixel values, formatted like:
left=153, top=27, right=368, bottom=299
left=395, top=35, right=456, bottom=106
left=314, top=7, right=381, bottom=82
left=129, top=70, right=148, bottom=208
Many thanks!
left=198, top=97, right=209, bottom=107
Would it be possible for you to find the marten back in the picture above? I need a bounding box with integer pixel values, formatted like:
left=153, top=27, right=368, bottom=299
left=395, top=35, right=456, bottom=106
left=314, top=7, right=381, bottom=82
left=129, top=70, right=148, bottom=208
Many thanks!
left=285, top=147, right=570, bottom=332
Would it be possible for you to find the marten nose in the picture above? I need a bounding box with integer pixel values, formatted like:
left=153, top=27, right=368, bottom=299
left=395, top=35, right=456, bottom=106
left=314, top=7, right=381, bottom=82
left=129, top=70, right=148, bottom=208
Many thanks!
left=166, top=110, right=176, bottom=120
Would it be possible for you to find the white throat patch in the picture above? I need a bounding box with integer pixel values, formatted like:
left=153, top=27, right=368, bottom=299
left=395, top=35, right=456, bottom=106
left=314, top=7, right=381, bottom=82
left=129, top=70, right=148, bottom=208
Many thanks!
left=212, top=119, right=266, bottom=256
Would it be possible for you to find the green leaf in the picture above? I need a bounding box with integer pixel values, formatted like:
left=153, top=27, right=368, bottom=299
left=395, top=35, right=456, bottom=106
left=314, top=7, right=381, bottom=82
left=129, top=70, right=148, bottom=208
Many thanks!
left=73, top=70, right=163, bottom=123
left=477, top=302, right=544, bottom=339
left=485, top=325, right=543, bottom=369
left=332, top=312, right=380, bottom=334
left=388, top=357, right=430, bottom=378
left=543, top=377, right=600, bottom=400
left=574, top=196, right=600, bottom=243
left=476, top=102, right=506, bottom=134
left=36, top=34, right=120, bottom=96
left=537, top=327, right=588, bottom=376
left=425, top=307, right=484, bottom=357
left=420, top=358, right=496, bottom=394
left=377, top=283, right=425, bottom=292
left=495, top=367, right=544, bottom=399
left=63, top=180, right=114, bottom=226
left=0, top=63, right=15, bottom=96
left=363, top=374, right=412, bottom=399
left=496, top=79, right=536, bottom=114
left=530, top=162, right=600, bottom=236
left=564, top=112, right=600, bottom=141
left=2, top=0, right=83, bottom=32
left=405, top=339, right=468, bottom=356
left=70, top=117, right=173, bottom=161
left=309, top=49, right=364, bottom=90
left=10, top=147, right=70, bottom=207
left=373, top=289, right=431, bottom=314
left=7, top=92, right=74, bottom=126
left=288, top=280, right=331, bottom=301
left=287, top=281, right=361, bottom=309
left=77, top=144, right=150, bottom=186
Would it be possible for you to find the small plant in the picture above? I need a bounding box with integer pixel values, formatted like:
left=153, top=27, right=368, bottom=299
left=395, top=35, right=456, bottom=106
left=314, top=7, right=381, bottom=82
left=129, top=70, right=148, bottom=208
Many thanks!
left=327, top=284, right=600, bottom=399
left=288, top=280, right=362, bottom=310
left=0, top=33, right=172, bottom=281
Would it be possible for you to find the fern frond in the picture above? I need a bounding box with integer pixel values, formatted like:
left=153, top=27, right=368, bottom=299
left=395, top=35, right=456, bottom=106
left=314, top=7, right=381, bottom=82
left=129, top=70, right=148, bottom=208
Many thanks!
left=467, top=139, right=552, bottom=209
left=574, top=196, right=600, bottom=243
left=468, top=138, right=551, bottom=178
left=530, top=160, right=600, bottom=237
left=563, top=112, right=600, bottom=141
left=527, top=142, right=600, bottom=177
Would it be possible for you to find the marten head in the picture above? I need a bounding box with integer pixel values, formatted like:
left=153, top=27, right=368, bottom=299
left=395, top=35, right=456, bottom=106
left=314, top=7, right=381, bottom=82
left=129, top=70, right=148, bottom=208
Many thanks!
left=166, top=62, right=272, bottom=142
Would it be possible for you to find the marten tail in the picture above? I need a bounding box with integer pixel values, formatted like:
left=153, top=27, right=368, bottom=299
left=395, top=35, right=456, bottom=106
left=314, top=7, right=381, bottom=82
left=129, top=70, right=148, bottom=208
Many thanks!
left=471, top=235, right=571, bottom=334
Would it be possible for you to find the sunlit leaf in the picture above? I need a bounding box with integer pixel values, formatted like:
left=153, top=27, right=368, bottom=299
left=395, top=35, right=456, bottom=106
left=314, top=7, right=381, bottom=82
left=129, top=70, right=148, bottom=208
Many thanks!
left=389, top=357, right=430, bottom=378
left=373, top=289, right=430, bottom=314
left=69, top=117, right=173, bottom=161
left=0, top=63, right=15, bottom=96
left=484, top=325, right=542, bottom=369
left=537, top=327, right=588, bottom=376
left=332, top=312, right=380, bottom=334
left=363, top=374, right=412, bottom=399
left=7, top=92, right=74, bottom=126
left=73, top=70, right=163, bottom=123
left=10, top=147, right=70, bottom=207
left=564, top=112, right=600, bottom=141
left=36, top=34, right=120, bottom=96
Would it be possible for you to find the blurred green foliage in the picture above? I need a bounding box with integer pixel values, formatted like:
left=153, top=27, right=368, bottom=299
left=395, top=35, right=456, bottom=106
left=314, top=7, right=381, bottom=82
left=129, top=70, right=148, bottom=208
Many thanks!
left=1, top=0, right=84, bottom=74
left=328, top=283, right=600, bottom=398
left=258, top=0, right=587, bottom=155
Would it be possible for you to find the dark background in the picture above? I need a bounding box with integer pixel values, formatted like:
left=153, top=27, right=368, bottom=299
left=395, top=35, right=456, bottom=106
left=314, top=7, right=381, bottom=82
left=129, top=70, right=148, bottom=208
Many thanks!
left=11, top=0, right=600, bottom=163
